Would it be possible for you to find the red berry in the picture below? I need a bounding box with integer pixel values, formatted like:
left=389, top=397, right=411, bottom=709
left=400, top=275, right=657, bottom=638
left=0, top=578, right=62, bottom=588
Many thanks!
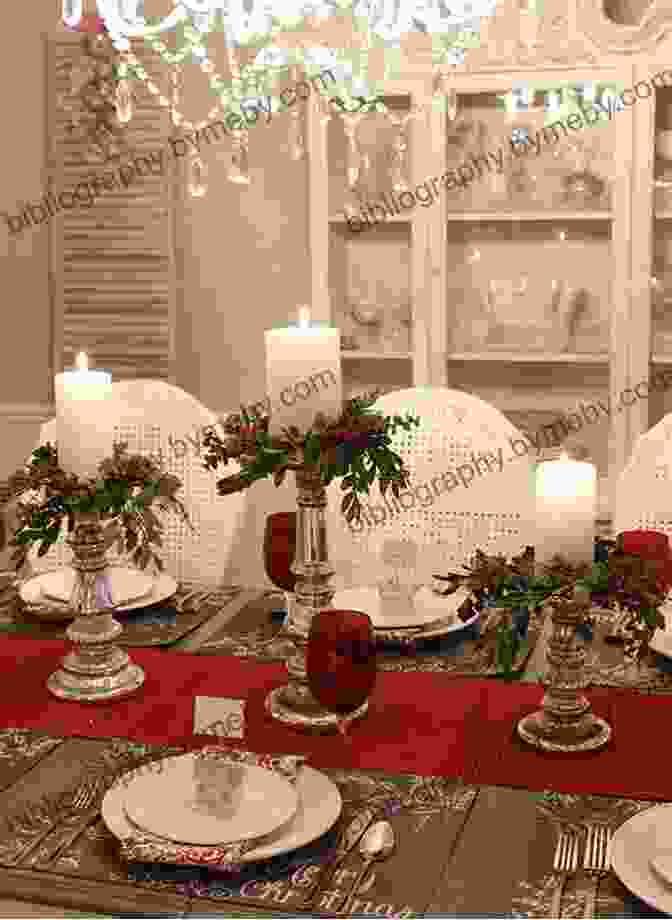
left=76, top=14, right=107, bottom=33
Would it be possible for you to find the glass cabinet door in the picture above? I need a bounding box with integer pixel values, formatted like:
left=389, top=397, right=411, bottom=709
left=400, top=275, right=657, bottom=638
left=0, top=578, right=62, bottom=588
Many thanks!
left=440, top=80, right=617, bottom=518
left=327, top=93, right=418, bottom=400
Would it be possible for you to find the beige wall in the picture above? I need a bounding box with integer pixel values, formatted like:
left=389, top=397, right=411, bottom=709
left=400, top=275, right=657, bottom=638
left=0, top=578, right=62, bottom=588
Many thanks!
left=0, top=3, right=57, bottom=480
left=0, top=3, right=310, bottom=584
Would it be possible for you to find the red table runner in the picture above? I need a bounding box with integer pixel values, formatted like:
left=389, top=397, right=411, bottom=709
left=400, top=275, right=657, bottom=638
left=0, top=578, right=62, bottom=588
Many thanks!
left=1, top=635, right=671, bottom=801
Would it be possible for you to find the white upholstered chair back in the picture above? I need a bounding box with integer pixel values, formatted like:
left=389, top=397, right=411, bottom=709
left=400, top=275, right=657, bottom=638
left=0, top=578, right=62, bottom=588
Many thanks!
left=26, top=380, right=246, bottom=587
left=613, top=415, right=672, bottom=538
left=326, top=387, right=536, bottom=588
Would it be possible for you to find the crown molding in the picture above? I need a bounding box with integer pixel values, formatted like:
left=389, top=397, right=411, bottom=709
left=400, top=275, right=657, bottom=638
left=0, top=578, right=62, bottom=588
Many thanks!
left=0, top=404, right=54, bottom=423
left=576, top=0, right=672, bottom=54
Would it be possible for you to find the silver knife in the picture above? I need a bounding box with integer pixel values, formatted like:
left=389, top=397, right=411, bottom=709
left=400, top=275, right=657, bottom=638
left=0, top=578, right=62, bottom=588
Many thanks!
left=301, top=805, right=377, bottom=906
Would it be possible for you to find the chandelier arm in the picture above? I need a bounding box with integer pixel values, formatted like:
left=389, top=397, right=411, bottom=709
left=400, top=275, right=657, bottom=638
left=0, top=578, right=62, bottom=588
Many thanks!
left=95, top=0, right=189, bottom=37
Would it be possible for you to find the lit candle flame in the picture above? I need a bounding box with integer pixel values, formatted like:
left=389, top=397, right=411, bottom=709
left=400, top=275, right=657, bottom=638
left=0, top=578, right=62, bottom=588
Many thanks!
left=75, top=351, right=89, bottom=372
left=298, top=307, right=310, bottom=329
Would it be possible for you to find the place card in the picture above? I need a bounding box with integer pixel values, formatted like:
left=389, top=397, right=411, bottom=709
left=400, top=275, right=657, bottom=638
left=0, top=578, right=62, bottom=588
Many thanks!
left=193, top=696, right=246, bottom=739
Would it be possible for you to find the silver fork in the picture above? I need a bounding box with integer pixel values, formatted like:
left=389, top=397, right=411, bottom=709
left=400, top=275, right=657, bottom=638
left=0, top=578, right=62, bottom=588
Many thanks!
left=582, top=823, right=612, bottom=918
left=549, top=828, right=582, bottom=918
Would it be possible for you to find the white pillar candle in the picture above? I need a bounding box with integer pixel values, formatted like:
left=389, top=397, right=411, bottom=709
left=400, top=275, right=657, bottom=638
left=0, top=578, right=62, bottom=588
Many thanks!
left=535, top=453, right=596, bottom=566
left=54, top=352, right=113, bottom=479
left=265, top=307, right=342, bottom=436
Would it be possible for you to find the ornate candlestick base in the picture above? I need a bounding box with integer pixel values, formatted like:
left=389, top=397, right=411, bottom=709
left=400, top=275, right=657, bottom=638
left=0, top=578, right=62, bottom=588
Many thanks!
left=265, top=463, right=369, bottom=733
left=517, top=587, right=611, bottom=753
left=47, top=512, right=145, bottom=703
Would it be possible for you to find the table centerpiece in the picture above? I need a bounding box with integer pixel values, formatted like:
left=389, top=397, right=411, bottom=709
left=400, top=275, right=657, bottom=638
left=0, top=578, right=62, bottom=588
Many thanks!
left=202, top=389, right=420, bottom=732
left=4, top=441, right=192, bottom=701
left=446, top=536, right=667, bottom=751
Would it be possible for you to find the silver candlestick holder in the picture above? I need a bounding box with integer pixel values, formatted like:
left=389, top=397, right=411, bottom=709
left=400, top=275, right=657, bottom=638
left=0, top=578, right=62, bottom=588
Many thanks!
left=265, top=460, right=368, bottom=733
left=517, top=586, right=611, bottom=752
left=47, top=511, right=145, bottom=703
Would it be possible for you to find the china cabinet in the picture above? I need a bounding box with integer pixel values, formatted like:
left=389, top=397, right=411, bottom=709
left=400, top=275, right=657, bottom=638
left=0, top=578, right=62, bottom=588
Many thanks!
left=306, top=0, right=672, bottom=525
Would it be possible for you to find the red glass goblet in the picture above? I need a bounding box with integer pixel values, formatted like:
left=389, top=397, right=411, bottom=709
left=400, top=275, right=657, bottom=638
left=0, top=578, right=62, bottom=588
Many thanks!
left=618, top=529, right=672, bottom=593
left=306, top=609, right=377, bottom=739
left=263, top=512, right=297, bottom=616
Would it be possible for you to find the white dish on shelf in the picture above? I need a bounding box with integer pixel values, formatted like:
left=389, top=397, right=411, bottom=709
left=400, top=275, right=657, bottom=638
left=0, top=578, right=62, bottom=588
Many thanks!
left=122, top=753, right=299, bottom=846
left=610, top=804, right=672, bottom=915
left=102, top=761, right=342, bottom=866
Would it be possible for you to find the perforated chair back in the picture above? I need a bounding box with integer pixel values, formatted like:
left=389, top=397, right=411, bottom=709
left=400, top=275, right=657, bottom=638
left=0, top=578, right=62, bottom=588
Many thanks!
left=326, top=386, right=536, bottom=588
left=614, top=415, right=672, bottom=539
left=26, top=380, right=245, bottom=587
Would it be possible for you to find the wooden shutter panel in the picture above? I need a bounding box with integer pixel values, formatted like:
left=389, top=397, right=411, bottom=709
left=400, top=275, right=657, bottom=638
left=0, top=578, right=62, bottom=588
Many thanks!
left=47, top=33, right=176, bottom=382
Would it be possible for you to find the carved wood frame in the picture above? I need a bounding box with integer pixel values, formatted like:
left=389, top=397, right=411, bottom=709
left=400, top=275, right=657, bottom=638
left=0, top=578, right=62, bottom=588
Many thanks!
left=576, top=0, right=672, bottom=53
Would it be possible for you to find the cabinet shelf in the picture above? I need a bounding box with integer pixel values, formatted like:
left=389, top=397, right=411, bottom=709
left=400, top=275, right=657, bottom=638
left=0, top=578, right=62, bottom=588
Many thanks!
left=444, top=210, right=613, bottom=222
left=329, top=214, right=412, bottom=225
left=447, top=352, right=609, bottom=364
left=341, top=351, right=412, bottom=360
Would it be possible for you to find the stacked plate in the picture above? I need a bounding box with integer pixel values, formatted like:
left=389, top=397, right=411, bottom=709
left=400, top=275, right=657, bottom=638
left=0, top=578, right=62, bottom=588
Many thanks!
left=101, top=751, right=342, bottom=867
left=19, top=565, right=179, bottom=621
left=647, top=597, right=672, bottom=661
left=331, top=585, right=478, bottom=642
left=611, top=804, right=672, bottom=914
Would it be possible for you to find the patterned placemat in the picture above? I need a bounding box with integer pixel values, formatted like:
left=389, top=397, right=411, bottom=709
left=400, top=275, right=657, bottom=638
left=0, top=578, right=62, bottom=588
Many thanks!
left=195, top=593, right=543, bottom=677
left=0, top=732, right=475, bottom=918
left=0, top=732, right=669, bottom=918
left=580, top=610, right=672, bottom=695
left=0, top=580, right=242, bottom=647
left=508, top=791, right=666, bottom=919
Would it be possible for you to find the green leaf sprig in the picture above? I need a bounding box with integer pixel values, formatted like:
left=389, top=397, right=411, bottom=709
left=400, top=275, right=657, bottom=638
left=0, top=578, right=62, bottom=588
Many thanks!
left=6, top=442, right=192, bottom=573
left=202, top=390, right=420, bottom=520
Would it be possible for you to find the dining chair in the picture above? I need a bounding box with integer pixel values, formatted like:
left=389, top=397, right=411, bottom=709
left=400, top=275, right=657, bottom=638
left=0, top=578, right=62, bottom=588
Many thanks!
left=613, top=415, right=672, bottom=538
left=326, top=386, right=536, bottom=589
left=22, top=380, right=246, bottom=587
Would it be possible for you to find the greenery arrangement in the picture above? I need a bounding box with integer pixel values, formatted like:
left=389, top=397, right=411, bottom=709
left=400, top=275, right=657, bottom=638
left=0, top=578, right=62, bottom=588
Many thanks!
left=454, top=538, right=668, bottom=678
left=5, top=443, right=191, bottom=573
left=202, top=390, right=420, bottom=524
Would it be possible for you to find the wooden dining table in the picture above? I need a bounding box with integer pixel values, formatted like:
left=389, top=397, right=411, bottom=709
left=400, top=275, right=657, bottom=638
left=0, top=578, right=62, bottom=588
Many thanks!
left=0, top=583, right=668, bottom=918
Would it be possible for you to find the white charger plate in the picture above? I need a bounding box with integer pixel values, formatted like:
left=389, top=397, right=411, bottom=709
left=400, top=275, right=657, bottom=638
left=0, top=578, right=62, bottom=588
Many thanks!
left=610, top=804, right=672, bottom=915
left=102, top=763, right=342, bottom=865
left=332, top=585, right=472, bottom=630
left=122, top=753, right=298, bottom=846
left=39, top=566, right=154, bottom=606
left=19, top=572, right=178, bottom=621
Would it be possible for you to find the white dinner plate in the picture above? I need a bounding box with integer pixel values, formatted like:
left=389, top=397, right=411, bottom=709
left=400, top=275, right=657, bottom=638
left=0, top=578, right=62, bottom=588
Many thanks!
left=102, top=763, right=342, bottom=865
left=39, top=566, right=154, bottom=606
left=122, top=753, right=298, bottom=846
left=648, top=602, right=672, bottom=659
left=332, top=585, right=472, bottom=630
left=19, top=571, right=178, bottom=620
left=611, top=804, right=672, bottom=915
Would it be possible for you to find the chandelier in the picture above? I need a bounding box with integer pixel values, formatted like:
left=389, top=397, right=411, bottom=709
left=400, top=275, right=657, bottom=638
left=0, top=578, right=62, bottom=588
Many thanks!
left=61, top=0, right=497, bottom=195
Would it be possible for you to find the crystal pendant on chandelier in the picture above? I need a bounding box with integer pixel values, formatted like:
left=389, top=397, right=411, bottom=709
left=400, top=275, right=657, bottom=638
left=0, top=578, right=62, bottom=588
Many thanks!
left=62, top=0, right=83, bottom=29
left=188, top=154, right=208, bottom=197
left=228, top=132, right=250, bottom=185
left=289, top=109, right=306, bottom=161
left=115, top=78, right=134, bottom=123
left=445, top=88, right=459, bottom=122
